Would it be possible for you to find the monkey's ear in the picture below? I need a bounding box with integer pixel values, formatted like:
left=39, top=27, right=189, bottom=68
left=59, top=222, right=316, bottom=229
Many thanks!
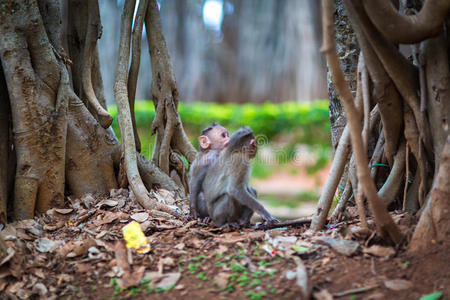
left=198, top=135, right=211, bottom=150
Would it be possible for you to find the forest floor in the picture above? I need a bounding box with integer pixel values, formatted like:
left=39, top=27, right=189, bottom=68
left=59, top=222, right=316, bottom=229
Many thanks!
left=0, top=188, right=448, bottom=300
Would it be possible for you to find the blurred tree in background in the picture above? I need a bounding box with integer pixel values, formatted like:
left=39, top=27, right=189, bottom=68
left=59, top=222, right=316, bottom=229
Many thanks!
left=98, top=0, right=327, bottom=103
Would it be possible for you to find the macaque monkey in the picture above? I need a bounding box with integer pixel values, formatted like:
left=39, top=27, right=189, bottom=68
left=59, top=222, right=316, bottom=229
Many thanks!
left=202, top=127, right=279, bottom=227
left=189, top=123, right=229, bottom=220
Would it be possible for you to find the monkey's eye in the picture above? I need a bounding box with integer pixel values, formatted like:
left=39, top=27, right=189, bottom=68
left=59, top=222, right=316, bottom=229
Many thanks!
left=221, top=133, right=227, bottom=138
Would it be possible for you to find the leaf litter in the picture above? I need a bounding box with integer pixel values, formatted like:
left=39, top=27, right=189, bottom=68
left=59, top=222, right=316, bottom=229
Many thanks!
left=0, top=190, right=448, bottom=299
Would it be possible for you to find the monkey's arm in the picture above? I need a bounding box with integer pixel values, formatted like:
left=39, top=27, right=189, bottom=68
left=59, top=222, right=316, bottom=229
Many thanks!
left=189, top=166, right=208, bottom=219
left=230, top=185, right=278, bottom=223
left=189, top=151, right=217, bottom=219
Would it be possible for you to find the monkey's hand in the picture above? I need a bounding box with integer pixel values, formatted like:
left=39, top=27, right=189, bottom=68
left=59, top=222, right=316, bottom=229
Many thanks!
left=189, top=209, right=198, bottom=220
left=261, top=213, right=279, bottom=225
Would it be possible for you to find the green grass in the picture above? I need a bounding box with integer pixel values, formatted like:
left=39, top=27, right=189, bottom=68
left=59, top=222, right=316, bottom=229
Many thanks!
left=108, top=100, right=331, bottom=148
left=260, top=191, right=319, bottom=208
left=108, top=101, right=332, bottom=179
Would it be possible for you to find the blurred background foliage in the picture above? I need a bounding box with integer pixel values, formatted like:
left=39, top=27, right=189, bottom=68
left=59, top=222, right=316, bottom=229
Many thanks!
left=108, top=100, right=331, bottom=179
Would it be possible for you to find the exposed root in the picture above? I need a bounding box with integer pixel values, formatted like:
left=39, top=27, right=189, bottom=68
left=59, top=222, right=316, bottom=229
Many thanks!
left=114, top=0, right=180, bottom=218
left=362, top=0, right=450, bottom=44
left=311, top=125, right=351, bottom=230
left=81, top=0, right=112, bottom=129
left=378, top=140, right=406, bottom=205
left=145, top=0, right=196, bottom=187
left=322, top=0, right=403, bottom=244
left=409, top=134, right=450, bottom=252
left=330, top=178, right=353, bottom=222
left=127, top=0, right=149, bottom=152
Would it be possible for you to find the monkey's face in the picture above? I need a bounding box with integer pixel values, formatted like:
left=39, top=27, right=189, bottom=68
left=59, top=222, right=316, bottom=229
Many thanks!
left=247, top=137, right=258, bottom=158
left=198, top=126, right=229, bottom=151
left=229, top=127, right=258, bottom=158
left=208, top=126, right=230, bottom=151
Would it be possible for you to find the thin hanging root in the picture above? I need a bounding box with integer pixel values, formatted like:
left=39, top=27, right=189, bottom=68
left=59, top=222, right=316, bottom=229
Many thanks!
left=82, top=0, right=112, bottom=129
left=127, top=0, right=149, bottom=152
left=378, top=140, right=406, bottom=205
left=354, top=54, right=369, bottom=230
left=355, top=187, right=368, bottom=229
left=158, top=98, right=176, bottom=174
left=369, top=131, right=385, bottom=179
left=322, top=0, right=403, bottom=244
left=360, top=54, right=371, bottom=153
left=349, top=0, right=433, bottom=155
left=114, top=0, right=180, bottom=218
left=402, top=142, right=410, bottom=211
left=311, top=125, right=351, bottom=230
left=331, top=178, right=353, bottom=222
left=404, top=106, right=427, bottom=206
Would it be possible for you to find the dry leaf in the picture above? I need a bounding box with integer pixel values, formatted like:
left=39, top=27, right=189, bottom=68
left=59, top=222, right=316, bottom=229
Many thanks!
left=213, top=272, right=230, bottom=289
left=130, top=212, right=149, bottom=223
left=95, top=199, right=119, bottom=209
left=363, top=245, right=395, bottom=257
left=118, top=265, right=146, bottom=289
left=174, top=243, right=185, bottom=250
left=54, top=208, right=74, bottom=214
left=114, top=240, right=131, bottom=274
left=156, top=272, right=181, bottom=290
left=316, top=237, right=360, bottom=256
left=384, top=279, right=413, bottom=291
left=34, top=238, right=56, bottom=253
left=313, top=289, right=333, bottom=300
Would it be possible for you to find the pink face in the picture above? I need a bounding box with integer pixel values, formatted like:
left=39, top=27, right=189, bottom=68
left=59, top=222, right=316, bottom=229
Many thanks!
left=198, top=126, right=229, bottom=151
left=248, top=138, right=257, bottom=158
left=208, top=126, right=229, bottom=151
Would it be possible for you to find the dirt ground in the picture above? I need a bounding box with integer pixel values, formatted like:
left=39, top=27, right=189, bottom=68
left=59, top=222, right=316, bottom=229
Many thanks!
left=0, top=189, right=448, bottom=300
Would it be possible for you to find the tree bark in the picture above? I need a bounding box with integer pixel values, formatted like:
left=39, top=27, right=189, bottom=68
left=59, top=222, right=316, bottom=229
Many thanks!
left=0, top=63, right=10, bottom=223
left=322, top=0, right=403, bottom=244
left=409, top=134, right=450, bottom=252
left=145, top=0, right=196, bottom=195
left=0, top=0, right=183, bottom=220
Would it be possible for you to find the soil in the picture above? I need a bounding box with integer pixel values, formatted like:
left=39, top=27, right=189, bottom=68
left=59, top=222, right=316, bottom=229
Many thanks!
left=0, top=189, right=448, bottom=300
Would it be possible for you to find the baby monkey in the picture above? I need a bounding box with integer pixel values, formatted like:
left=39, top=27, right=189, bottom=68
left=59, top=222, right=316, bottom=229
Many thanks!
left=203, top=127, right=279, bottom=228
left=189, top=122, right=229, bottom=220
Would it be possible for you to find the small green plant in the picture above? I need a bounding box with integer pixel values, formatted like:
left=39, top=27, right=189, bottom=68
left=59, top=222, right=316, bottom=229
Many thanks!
left=420, top=291, right=442, bottom=300
left=237, top=274, right=250, bottom=286
left=248, top=279, right=261, bottom=288
left=245, top=290, right=267, bottom=300
left=257, top=260, right=271, bottom=267
left=188, top=262, right=201, bottom=274
left=192, top=255, right=206, bottom=261
left=196, top=272, right=210, bottom=281
left=230, top=262, right=247, bottom=272
left=215, top=261, right=224, bottom=267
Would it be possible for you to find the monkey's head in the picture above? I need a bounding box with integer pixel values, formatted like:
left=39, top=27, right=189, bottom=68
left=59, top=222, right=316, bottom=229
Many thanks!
left=228, top=127, right=258, bottom=158
left=198, top=122, right=229, bottom=152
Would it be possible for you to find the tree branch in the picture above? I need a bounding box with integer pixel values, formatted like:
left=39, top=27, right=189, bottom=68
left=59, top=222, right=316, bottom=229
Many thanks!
left=363, top=0, right=450, bottom=44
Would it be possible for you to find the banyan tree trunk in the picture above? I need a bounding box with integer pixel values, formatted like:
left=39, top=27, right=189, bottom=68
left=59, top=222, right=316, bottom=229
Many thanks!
left=314, top=0, right=450, bottom=248
left=0, top=0, right=188, bottom=221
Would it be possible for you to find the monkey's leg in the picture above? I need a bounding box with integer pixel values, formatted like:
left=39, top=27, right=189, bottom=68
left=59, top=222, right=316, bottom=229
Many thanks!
left=196, top=192, right=211, bottom=223
left=231, top=185, right=278, bottom=224
left=211, top=195, right=237, bottom=227
left=248, top=187, right=257, bottom=197
left=237, top=205, right=254, bottom=227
